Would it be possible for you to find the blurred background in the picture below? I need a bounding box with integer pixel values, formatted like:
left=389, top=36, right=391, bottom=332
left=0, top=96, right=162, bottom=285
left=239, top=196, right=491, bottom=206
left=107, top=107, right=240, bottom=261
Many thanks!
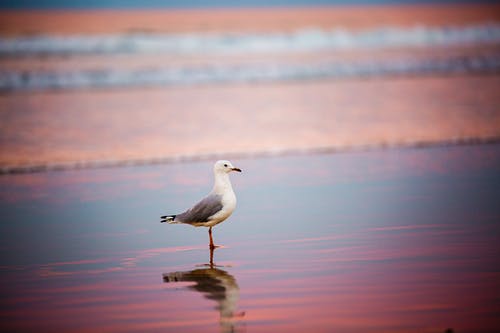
left=1, top=0, right=499, bottom=173
left=1, top=2, right=500, bottom=332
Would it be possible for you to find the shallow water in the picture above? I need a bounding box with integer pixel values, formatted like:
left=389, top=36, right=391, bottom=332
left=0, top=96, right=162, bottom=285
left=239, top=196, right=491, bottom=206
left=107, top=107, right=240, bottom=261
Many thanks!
left=1, top=144, right=500, bottom=332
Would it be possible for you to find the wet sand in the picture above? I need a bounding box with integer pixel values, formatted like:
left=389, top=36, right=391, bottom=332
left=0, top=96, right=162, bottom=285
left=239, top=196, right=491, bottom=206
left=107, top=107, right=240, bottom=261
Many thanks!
left=1, top=144, right=499, bottom=332
left=1, top=74, right=500, bottom=170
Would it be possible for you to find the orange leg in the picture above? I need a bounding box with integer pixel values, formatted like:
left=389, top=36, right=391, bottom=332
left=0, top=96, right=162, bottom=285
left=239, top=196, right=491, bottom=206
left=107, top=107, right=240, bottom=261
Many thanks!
left=208, top=227, right=215, bottom=249
left=209, top=246, right=214, bottom=268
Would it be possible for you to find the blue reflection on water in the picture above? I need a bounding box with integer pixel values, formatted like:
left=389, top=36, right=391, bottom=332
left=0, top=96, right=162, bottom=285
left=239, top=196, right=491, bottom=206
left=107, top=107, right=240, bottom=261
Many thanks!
left=1, top=144, right=500, bottom=331
left=1, top=144, right=499, bottom=267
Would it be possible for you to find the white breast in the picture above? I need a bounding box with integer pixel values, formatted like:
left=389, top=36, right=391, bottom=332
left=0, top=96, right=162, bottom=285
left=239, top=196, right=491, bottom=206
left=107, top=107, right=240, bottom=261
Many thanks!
left=207, top=190, right=236, bottom=227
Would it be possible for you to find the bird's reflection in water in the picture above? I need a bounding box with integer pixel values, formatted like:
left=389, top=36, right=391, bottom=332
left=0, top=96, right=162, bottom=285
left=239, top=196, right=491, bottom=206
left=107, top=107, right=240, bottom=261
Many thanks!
left=163, top=248, right=245, bottom=333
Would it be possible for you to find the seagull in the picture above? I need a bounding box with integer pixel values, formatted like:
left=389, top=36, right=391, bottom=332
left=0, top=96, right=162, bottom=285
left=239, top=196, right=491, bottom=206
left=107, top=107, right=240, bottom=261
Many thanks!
left=161, top=160, right=242, bottom=249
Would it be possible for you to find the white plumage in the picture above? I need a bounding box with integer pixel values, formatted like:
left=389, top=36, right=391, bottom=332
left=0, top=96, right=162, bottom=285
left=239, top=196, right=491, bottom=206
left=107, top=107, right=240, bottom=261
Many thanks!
left=161, top=160, right=241, bottom=248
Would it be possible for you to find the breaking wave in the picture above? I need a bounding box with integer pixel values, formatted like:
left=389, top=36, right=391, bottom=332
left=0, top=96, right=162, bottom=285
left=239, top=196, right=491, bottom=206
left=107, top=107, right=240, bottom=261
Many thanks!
left=1, top=23, right=499, bottom=56
left=1, top=23, right=499, bottom=91
left=1, top=54, right=499, bottom=91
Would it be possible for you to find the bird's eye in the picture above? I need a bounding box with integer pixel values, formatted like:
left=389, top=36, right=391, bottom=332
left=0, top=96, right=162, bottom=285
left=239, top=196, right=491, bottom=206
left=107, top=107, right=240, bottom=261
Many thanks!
left=224, top=164, right=228, bottom=167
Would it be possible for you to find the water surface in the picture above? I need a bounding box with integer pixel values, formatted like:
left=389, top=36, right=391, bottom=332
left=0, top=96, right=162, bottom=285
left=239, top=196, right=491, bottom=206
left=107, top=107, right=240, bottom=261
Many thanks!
left=1, top=144, right=499, bottom=332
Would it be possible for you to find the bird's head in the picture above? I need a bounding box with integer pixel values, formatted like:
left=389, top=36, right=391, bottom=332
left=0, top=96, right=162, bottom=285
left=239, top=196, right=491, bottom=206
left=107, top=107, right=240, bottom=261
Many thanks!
left=214, top=160, right=242, bottom=174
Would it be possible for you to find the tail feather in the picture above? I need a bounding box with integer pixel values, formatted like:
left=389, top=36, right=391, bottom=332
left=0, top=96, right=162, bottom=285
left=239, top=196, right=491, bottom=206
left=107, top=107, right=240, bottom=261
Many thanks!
left=160, top=215, right=177, bottom=223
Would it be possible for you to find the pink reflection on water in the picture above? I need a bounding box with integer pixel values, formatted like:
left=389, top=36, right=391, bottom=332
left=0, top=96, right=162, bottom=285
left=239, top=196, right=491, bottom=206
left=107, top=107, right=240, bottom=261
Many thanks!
left=36, top=245, right=205, bottom=277
left=0, top=163, right=212, bottom=203
left=1, top=147, right=499, bottom=331
left=2, top=219, right=499, bottom=332
left=1, top=143, right=499, bottom=205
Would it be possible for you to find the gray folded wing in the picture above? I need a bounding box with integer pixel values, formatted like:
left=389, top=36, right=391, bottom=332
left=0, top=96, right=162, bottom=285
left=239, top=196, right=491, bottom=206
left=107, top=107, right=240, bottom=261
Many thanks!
left=175, top=193, right=223, bottom=224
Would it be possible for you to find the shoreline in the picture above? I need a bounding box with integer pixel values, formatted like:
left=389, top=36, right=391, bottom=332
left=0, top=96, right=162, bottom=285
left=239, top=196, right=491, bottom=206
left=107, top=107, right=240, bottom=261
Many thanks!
left=2, top=136, right=499, bottom=175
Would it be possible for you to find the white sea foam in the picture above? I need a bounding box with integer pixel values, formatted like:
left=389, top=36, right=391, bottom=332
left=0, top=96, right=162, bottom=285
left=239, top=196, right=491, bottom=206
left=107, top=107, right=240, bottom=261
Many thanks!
left=1, top=24, right=499, bottom=91
left=0, top=24, right=499, bottom=56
